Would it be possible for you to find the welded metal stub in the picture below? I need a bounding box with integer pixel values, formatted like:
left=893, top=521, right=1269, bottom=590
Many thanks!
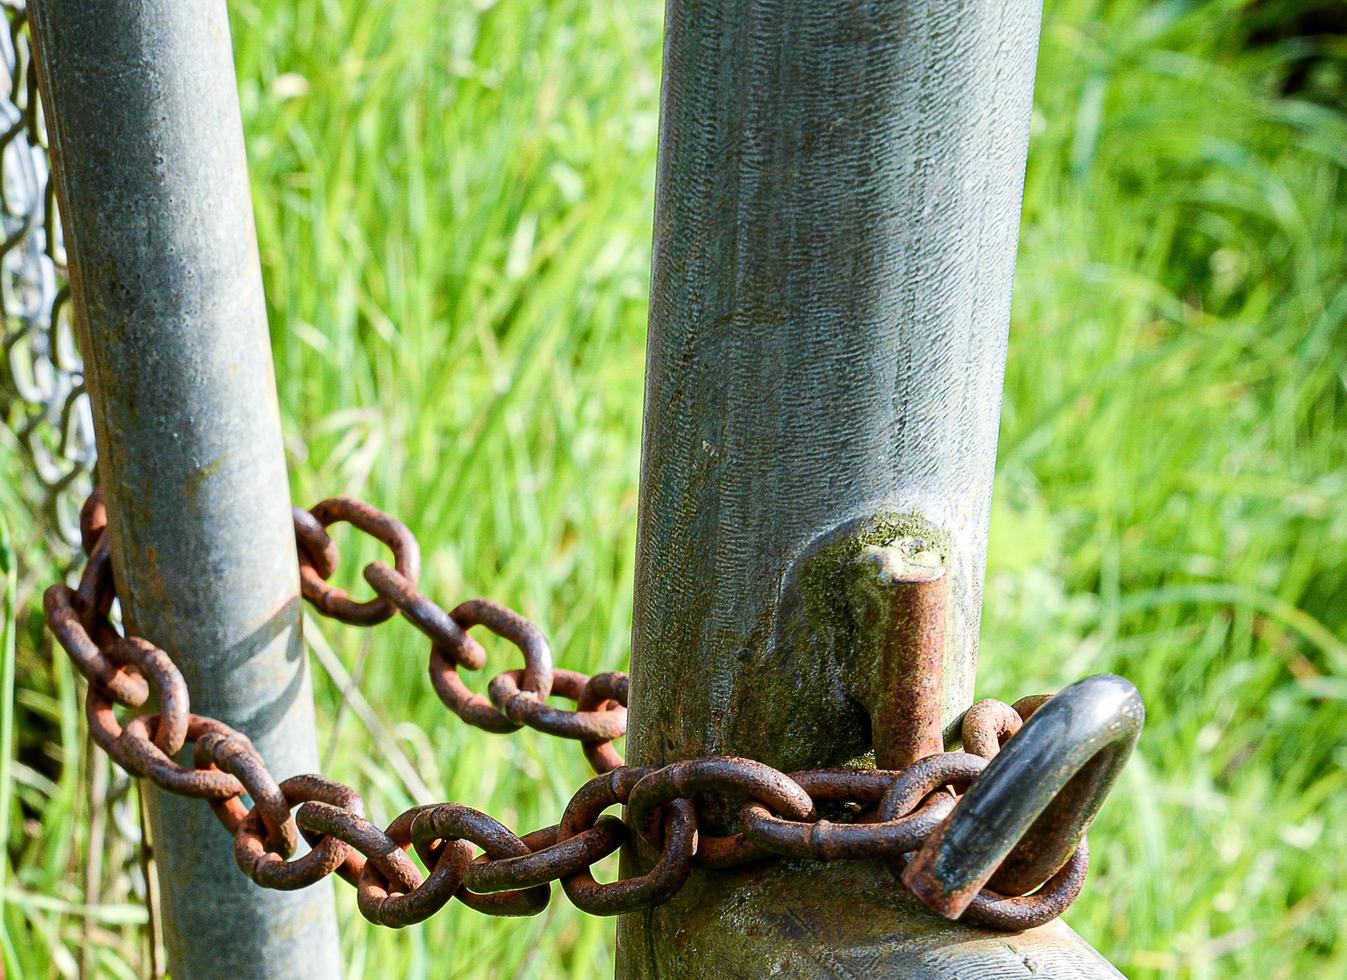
left=846, top=540, right=948, bottom=770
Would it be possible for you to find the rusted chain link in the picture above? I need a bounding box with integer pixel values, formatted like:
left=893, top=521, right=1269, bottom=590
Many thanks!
left=47, top=490, right=1103, bottom=932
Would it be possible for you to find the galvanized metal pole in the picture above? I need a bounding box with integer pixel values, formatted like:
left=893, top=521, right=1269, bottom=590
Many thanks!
left=617, top=0, right=1122, bottom=974
left=29, top=2, right=342, bottom=976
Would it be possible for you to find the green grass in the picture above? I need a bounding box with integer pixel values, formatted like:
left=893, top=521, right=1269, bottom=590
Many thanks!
left=3, top=0, right=1346, bottom=976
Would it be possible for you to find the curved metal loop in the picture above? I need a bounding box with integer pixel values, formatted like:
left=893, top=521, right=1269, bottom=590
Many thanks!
left=194, top=730, right=299, bottom=859
left=292, top=505, right=338, bottom=580
left=559, top=766, right=695, bottom=916
left=903, top=674, right=1144, bottom=922
left=627, top=757, right=814, bottom=849
left=735, top=756, right=983, bottom=863
left=452, top=598, right=553, bottom=699
left=692, top=767, right=913, bottom=869
left=960, top=699, right=1022, bottom=760
left=627, top=757, right=813, bottom=869
left=44, top=583, right=148, bottom=706
left=296, top=497, right=421, bottom=625
left=427, top=599, right=554, bottom=732
left=875, top=753, right=987, bottom=823
left=409, top=803, right=551, bottom=917
left=723, top=753, right=968, bottom=870
left=960, top=694, right=1051, bottom=761
left=789, top=767, right=902, bottom=805
left=74, top=532, right=115, bottom=621
left=892, top=837, right=1091, bottom=931
left=351, top=805, right=474, bottom=927
left=488, top=668, right=627, bottom=743
left=670, top=767, right=868, bottom=867
left=296, top=801, right=422, bottom=894
left=236, top=776, right=365, bottom=890
left=427, top=645, right=522, bottom=734
left=577, top=672, right=628, bottom=774
left=296, top=801, right=444, bottom=928
left=464, top=817, right=626, bottom=895
left=79, top=487, right=108, bottom=556
left=362, top=561, right=486, bottom=669
left=100, top=636, right=189, bottom=756
left=111, top=713, right=246, bottom=801
left=740, top=791, right=956, bottom=862
left=959, top=838, right=1090, bottom=931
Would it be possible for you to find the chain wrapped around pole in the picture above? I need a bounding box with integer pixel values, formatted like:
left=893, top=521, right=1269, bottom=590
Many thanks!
left=47, top=489, right=1142, bottom=932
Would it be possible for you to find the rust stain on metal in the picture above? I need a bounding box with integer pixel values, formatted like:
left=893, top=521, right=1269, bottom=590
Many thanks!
left=961, top=698, right=1023, bottom=760
left=848, top=542, right=947, bottom=769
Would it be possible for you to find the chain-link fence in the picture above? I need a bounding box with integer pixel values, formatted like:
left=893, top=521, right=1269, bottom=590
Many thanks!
left=1, top=1, right=94, bottom=552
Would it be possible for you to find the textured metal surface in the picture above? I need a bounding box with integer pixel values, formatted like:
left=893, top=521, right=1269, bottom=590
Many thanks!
left=617, top=0, right=1129, bottom=974
left=27, top=2, right=340, bottom=975
left=628, top=0, right=1043, bottom=777
left=621, top=858, right=1121, bottom=979
left=0, top=1, right=93, bottom=549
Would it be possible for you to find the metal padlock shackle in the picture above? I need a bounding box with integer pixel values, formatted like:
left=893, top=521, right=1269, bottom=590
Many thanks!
left=905, top=673, right=1145, bottom=920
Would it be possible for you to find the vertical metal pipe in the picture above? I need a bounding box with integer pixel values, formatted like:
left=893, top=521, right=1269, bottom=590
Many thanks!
left=617, top=0, right=1121, bottom=974
left=29, top=3, right=341, bottom=976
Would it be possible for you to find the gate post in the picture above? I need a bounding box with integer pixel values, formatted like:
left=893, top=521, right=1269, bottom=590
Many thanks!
left=617, top=0, right=1121, bottom=974
left=29, top=2, right=341, bottom=976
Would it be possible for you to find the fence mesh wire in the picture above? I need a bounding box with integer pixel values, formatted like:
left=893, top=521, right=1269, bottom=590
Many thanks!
left=1, top=2, right=95, bottom=552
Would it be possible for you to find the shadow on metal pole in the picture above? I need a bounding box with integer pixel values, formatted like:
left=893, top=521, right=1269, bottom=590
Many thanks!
left=29, top=1, right=341, bottom=976
left=618, top=0, right=1124, bottom=974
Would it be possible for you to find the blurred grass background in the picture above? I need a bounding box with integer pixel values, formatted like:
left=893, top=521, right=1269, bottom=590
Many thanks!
left=3, top=0, right=1346, bottom=976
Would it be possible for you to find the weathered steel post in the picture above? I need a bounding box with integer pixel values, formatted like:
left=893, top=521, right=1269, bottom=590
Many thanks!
left=29, top=2, right=341, bottom=976
left=617, top=0, right=1122, bottom=974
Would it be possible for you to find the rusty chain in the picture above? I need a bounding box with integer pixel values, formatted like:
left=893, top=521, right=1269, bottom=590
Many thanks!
left=46, top=488, right=1096, bottom=932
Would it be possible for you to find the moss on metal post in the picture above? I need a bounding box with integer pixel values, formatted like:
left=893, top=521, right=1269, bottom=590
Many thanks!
left=618, top=0, right=1123, bottom=974
left=29, top=2, right=340, bottom=975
